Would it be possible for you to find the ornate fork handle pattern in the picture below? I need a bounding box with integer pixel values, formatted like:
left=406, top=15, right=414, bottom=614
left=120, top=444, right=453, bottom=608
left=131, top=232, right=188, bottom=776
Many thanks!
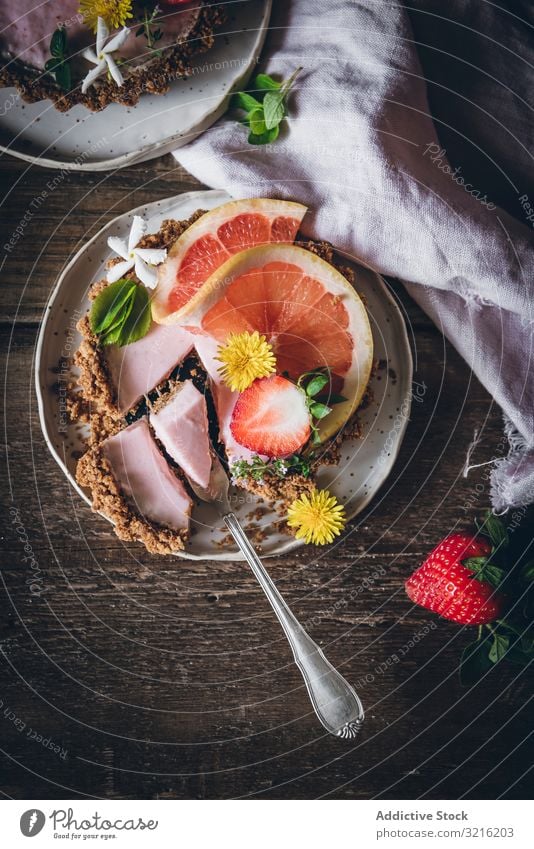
left=224, top=512, right=365, bottom=738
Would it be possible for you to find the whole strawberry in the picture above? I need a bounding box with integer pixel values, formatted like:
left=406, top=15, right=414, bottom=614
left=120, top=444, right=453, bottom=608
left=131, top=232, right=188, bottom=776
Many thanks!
left=405, top=532, right=504, bottom=625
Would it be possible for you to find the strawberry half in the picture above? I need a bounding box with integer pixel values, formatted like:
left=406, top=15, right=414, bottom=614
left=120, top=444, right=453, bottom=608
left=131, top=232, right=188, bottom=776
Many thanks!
left=405, top=532, right=504, bottom=625
left=230, top=375, right=311, bottom=458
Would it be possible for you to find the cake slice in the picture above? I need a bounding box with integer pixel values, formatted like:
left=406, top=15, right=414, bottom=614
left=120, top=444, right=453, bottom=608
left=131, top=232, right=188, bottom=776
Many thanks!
left=105, top=323, right=194, bottom=415
left=77, top=418, right=192, bottom=554
left=194, top=335, right=262, bottom=463
left=150, top=380, right=211, bottom=489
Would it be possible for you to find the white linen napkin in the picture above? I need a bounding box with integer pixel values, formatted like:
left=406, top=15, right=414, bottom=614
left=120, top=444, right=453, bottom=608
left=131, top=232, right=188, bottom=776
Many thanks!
left=174, top=0, right=534, bottom=512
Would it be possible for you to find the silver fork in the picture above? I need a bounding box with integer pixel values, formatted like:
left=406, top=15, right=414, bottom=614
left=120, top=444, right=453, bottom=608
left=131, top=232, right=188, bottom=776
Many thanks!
left=191, top=456, right=365, bottom=739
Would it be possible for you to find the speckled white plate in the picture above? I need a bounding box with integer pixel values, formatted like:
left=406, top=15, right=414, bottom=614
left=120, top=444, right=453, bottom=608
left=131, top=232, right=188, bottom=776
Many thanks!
left=0, top=0, right=270, bottom=171
left=35, top=189, right=413, bottom=560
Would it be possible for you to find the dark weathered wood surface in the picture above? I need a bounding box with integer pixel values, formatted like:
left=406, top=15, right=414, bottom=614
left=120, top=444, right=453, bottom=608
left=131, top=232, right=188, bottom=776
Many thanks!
left=0, top=153, right=531, bottom=800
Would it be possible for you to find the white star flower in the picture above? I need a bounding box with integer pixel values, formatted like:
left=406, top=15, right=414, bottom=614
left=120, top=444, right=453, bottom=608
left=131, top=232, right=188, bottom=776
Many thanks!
left=81, top=17, right=130, bottom=94
left=106, top=215, right=167, bottom=288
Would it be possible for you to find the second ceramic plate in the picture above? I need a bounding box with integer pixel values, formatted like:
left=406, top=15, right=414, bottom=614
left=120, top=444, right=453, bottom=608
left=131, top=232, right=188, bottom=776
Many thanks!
left=35, top=190, right=413, bottom=560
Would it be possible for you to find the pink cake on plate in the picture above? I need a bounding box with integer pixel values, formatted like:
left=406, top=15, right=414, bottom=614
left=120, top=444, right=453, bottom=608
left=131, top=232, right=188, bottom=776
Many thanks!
left=0, top=1, right=226, bottom=111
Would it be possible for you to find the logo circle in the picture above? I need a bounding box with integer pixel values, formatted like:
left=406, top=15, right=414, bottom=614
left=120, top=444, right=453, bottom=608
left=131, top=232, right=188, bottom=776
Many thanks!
left=20, top=810, right=45, bottom=837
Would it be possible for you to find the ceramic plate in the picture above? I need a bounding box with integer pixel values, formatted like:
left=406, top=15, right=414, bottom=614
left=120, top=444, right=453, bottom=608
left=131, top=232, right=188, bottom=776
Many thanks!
left=35, top=189, right=413, bottom=560
left=0, top=0, right=270, bottom=171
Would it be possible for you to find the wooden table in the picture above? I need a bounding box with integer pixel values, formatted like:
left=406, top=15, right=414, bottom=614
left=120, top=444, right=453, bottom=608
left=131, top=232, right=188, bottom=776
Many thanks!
left=0, top=154, right=531, bottom=800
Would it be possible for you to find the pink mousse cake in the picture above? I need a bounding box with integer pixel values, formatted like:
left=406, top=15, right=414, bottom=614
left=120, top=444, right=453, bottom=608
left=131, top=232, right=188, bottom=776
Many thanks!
left=0, top=0, right=226, bottom=111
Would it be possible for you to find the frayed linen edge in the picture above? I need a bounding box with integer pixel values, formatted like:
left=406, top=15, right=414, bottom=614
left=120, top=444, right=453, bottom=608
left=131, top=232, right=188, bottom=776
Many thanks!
left=490, top=415, right=534, bottom=514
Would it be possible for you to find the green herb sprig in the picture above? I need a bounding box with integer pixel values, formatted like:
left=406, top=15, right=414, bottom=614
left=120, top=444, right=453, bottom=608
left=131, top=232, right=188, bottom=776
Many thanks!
left=297, top=367, right=347, bottom=445
left=231, top=453, right=313, bottom=484
left=459, top=510, right=534, bottom=685
left=232, top=67, right=302, bottom=145
left=45, top=27, right=72, bottom=91
left=90, top=279, right=152, bottom=347
left=136, top=6, right=164, bottom=56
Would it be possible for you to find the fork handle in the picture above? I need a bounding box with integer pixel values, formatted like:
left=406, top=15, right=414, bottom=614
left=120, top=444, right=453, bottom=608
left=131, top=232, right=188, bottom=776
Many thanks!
left=224, top=512, right=364, bottom=739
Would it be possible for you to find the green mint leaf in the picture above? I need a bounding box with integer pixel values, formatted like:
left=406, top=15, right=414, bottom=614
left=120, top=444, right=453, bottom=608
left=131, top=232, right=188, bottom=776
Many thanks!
left=45, top=58, right=61, bottom=71
left=309, top=401, right=332, bottom=420
left=488, top=632, right=509, bottom=663
left=54, top=62, right=71, bottom=92
left=306, top=373, right=329, bottom=397
left=232, top=91, right=262, bottom=112
left=50, top=28, right=66, bottom=58
left=99, top=322, right=126, bottom=346
left=482, top=511, right=509, bottom=549
left=263, top=90, right=286, bottom=130
left=459, top=638, right=493, bottom=686
left=116, top=284, right=152, bottom=346
left=90, top=279, right=137, bottom=336
left=248, top=125, right=279, bottom=145
left=248, top=106, right=267, bottom=135
left=99, top=294, right=137, bottom=344
left=253, top=73, right=281, bottom=93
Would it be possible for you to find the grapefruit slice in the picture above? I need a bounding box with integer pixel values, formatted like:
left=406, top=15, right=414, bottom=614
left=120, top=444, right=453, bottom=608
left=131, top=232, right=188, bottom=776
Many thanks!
left=153, top=198, right=307, bottom=324
left=185, top=244, right=374, bottom=442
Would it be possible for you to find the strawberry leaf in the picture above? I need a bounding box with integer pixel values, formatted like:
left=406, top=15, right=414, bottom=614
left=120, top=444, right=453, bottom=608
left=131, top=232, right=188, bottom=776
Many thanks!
left=479, top=563, right=506, bottom=587
left=488, top=632, right=509, bottom=663
left=464, top=556, right=487, bottom=572
left=505, top=644, right=534, bottom=665
left=520, top=560, right=534, bottom=583
left=481, top=511, right=509, bottom=549
left=464, top=556, right=505, bottom=588
left=459, top=638, right=493, bottom=686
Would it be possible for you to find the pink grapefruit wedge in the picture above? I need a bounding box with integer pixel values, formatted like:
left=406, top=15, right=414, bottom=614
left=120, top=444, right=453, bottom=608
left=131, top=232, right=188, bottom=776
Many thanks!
left=182, top=244, right=374, bottom=442
left=153, top=198, right=307, bottom=324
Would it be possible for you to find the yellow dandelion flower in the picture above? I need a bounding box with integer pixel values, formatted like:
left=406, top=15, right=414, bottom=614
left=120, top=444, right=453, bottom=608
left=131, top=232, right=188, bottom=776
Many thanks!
left=79, top=0, right=133, bottom=33
left=216, top=331, right=276, bottom=393
left=287, top=488, right=346, bottom=545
